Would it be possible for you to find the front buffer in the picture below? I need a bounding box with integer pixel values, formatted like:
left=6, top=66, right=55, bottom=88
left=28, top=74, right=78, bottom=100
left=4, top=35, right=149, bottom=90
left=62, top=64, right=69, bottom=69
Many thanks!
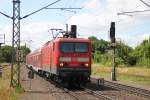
left=59, top=67, right=91, bottom=84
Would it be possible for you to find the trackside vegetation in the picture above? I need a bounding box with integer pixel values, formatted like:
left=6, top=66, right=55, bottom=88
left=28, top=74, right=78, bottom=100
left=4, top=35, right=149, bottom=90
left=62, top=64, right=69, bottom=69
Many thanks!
left=0, top=64, right=24, bottom=100
left=0, top=45, right=30, bottom=63
left=92, top=64, right=150, bottom=87
left=89, top=36, right=150, bottom=67
left=0, top=45, right=29, bottom=100
left=89, top=36, right=150, bottom=87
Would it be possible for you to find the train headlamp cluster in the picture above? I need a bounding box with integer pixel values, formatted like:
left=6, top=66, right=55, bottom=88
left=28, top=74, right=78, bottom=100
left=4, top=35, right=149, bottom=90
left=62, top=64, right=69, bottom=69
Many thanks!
left=84, top=63, right=89, bottom=67
left=60, top=63, right=64, bottom=67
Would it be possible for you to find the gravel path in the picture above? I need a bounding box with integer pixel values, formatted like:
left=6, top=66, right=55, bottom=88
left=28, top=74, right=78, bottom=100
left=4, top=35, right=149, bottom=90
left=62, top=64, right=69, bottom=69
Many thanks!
left=20, top=65, right=76, bottom=100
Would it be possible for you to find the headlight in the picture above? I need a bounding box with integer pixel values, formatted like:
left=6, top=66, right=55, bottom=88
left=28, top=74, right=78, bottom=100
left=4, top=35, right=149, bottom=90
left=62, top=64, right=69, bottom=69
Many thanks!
left=84, top=63, right=89, bottom=67
left=60, top=63, right=64, bottom=67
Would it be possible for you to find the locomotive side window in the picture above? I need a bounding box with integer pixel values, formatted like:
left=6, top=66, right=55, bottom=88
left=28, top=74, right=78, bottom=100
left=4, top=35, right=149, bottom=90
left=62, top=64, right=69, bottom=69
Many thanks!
left=60, top=42, right=88, bottom=53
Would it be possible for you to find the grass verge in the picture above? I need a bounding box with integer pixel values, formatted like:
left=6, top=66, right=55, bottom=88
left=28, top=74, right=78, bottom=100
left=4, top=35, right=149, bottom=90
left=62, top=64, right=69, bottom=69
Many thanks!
left=92, top=64, right=150, bottom=87
left=0, top=64, right=24, bottom=100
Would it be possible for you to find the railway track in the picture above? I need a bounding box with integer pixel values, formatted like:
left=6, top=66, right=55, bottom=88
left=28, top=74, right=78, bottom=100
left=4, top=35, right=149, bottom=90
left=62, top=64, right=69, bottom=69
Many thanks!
left=63, top=86, right=114, bottom=100
left=91, top=78, right=150, bottom=99
left=82, top=87, right=114, bottom=100
left=45, top=76, right=114, bottom=100
left=49, top=81, right=114, bottom=100
left=104, top=80, right=150, bottom=99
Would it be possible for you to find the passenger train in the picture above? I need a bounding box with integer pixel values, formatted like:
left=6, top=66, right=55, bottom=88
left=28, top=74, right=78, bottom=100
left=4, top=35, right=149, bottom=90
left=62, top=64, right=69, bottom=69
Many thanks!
left=26, top=25, right=92, bottom=85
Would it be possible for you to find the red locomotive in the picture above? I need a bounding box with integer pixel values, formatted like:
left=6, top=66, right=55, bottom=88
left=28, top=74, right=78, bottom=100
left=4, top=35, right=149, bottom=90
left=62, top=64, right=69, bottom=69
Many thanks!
left=26, top=25, right=92, bottom=85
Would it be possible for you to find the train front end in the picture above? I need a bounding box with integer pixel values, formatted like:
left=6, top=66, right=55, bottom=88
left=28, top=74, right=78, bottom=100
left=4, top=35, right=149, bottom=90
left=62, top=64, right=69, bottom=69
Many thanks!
left=58, top=38, right=92, bottom=84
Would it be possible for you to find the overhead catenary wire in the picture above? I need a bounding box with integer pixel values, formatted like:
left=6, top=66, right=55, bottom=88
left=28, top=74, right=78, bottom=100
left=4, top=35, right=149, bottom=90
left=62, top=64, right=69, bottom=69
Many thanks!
left=45, top=8, right=82, bottom=14
left=118, top=9, right=150, bottom=15
left=21, top=0, right=61, bottom=19
left=118, top=0, right=150, bottom=16
left=139, top=0, right=150, bottom=8
left=0, top=12, right=12, bottom=19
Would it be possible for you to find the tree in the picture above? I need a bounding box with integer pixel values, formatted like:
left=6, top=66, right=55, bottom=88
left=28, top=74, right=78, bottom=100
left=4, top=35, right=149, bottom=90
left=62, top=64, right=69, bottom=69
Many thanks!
left=0, top=45, right=30, bottom=63
left=1, top=45, right=13, bottom=62
left=133, top=38, right=150, bottom=67
left=20, top=46, right=31, bottom=62
left=89, top=36, right=150, bottom=67
left=116, top=42, right=136, bottom=65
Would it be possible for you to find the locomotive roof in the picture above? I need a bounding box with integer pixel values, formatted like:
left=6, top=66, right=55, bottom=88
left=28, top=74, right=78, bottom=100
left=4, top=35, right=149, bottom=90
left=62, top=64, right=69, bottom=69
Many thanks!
left=54, top=37, right=91, bottom=42
left=42, top=37, right=91, bottom=47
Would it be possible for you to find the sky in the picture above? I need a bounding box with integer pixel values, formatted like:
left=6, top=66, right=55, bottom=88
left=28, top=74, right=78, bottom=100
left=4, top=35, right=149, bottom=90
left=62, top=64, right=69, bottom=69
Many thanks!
left=0, top=0, right=150, bottom=51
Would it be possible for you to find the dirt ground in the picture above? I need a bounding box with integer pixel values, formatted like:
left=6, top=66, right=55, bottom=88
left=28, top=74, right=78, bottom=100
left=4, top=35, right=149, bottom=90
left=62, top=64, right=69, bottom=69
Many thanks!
left=19, top=65, right=76, bottom=100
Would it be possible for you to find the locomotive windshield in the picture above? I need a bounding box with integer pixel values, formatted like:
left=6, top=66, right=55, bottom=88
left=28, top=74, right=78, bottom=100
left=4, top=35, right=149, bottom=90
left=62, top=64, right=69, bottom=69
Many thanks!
left=60, top=42, right=88, bottom=53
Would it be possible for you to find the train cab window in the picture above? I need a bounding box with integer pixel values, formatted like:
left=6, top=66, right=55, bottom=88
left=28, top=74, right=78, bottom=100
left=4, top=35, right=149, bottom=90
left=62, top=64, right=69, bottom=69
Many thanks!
left=75, top=43, right=88, bottom=53
left=60, top=43, right=74, bottom=53
left=60, top=42, right=88, bottom=53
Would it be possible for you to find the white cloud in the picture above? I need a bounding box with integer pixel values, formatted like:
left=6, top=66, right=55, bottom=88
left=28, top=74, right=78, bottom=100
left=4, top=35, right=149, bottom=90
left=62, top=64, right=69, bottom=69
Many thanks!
left=68, top=0, right=150, bottom=47
left=84, top=0, right=101, bottom=9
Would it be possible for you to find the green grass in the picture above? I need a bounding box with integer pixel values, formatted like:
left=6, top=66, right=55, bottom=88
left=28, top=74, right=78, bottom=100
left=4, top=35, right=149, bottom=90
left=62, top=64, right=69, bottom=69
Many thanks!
left=92, top=72, right=150, bottom=86
left=92, top=64, right=150, bottom=87
left=11, top=85, right=24, bottom=100
left=15, top=85, right=24, bottom=94
left=0, top=64, right=24, bottom=100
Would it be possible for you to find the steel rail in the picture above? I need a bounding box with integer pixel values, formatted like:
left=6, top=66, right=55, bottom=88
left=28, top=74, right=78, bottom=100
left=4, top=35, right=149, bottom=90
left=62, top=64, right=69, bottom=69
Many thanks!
left=63, top=88, right=83, bottom=100
left=47, top=77, right=113, bottom=100
left=103, top=80, right=150, bottom=99
left=82, top=86, right=114, bottom=100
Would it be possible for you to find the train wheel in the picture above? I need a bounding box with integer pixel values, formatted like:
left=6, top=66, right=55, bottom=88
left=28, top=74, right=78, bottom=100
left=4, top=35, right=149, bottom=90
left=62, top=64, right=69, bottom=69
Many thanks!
left=76, top=82, right=81, bottom=88
left=42, top=71, right=46, bottom=77
left=50, top=74, right=54, bottom=81
left=88, top=77, right=91, bottom=82
left=38, top=70, right=42, bottom=76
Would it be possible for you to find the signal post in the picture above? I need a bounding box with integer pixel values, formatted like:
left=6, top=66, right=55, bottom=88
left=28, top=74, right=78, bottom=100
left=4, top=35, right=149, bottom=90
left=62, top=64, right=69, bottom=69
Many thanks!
left=109, top=22, right=117, bottom=81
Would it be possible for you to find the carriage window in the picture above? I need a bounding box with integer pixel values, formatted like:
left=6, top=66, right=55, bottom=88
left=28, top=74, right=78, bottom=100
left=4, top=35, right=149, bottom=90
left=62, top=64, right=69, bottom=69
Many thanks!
left=60, top=42, right=88, bottom=53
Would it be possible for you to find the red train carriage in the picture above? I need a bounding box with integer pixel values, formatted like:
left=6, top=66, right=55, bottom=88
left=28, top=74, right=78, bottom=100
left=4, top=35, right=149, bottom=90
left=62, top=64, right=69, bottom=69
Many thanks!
left=26, top=49, right=42, bottom=72
left=26, top=25, right=92, bottom=84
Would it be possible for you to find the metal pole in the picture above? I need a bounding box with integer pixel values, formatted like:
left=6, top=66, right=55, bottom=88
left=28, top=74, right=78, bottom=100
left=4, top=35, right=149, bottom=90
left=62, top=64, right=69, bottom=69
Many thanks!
left=10, top=0, right=21, bottom=87
left=0, top=44, right=1, bottom=67
left=111, top=45, right=116, bottom=81
left=110, top=41, right=117, bottom=81
left=0, top=43, right=1, bottom=77
left=0, top=34, right=5, bottom=77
